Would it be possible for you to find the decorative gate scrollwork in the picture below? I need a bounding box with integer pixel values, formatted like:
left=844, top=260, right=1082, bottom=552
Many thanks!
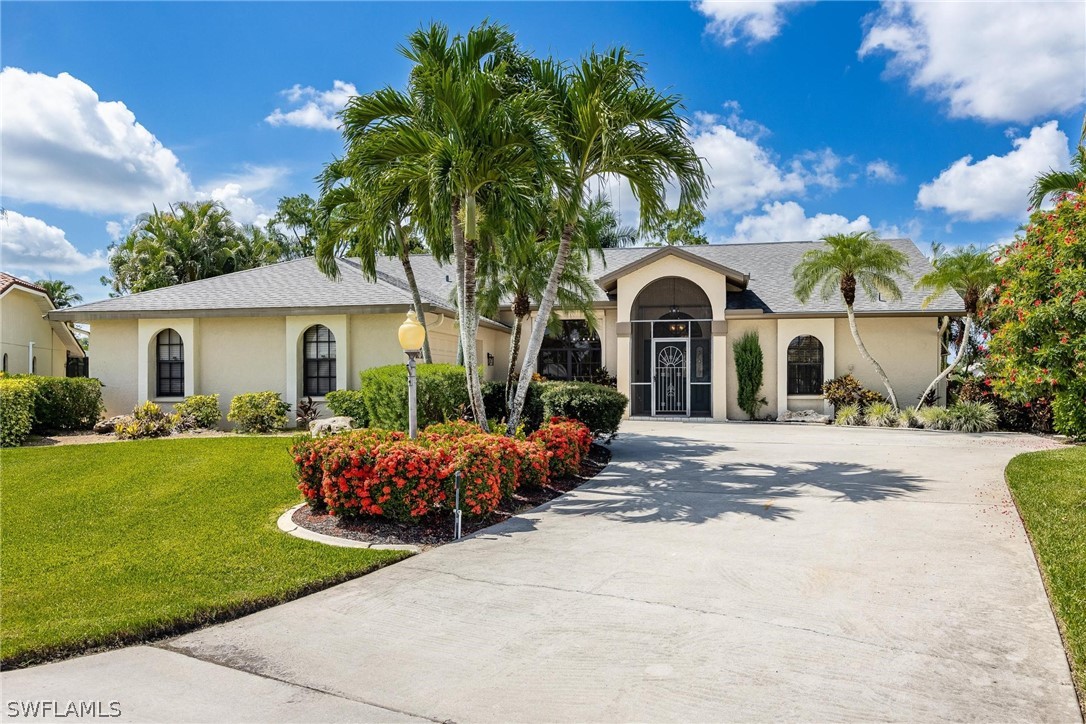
left=654, top=342, right=688, bottom=415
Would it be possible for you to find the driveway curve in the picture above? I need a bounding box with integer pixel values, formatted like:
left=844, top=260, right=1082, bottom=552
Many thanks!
left=3, top=422, right=1078, bottom=722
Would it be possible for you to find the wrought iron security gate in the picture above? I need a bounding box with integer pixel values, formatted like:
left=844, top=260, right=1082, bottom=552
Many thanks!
left=653, top=340, right=689, bottom=415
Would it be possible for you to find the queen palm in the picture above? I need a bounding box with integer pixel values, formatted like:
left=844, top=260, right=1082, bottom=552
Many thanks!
left=793, top=231, right=910, bottom=409
left=33, top=279, right=82, bottom=308
left=316, top=160, right=434, bottom=363
left=338, top=22, right=556, bottom=428
left=1028, top=118, right=1086, bottom=210
left=913, top=245, right=997, bottom=411
left=506, top=48, right=708, bottom=431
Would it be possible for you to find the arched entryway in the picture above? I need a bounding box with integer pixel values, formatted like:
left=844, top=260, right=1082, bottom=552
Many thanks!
left=630, top=277, right=713, bottom=417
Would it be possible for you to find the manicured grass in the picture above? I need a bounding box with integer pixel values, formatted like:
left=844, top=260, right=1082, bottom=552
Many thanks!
left=1007, top=445, right=1086, bottom=702
left=0, top=437, right=408, bottom=667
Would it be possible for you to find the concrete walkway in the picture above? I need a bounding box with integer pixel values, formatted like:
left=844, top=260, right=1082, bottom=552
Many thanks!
left=3, top=422, right=1079, bottom=722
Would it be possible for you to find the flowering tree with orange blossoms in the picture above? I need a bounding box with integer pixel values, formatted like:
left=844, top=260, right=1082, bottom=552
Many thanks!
left=984, top=190, right=1086, bottom=439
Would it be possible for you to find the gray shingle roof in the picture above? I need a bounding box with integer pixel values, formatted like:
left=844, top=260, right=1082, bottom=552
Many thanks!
left=50, top=238, right=961, bottom=322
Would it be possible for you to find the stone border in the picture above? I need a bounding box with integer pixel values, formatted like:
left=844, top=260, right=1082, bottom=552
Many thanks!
left=276, top=503, right=420, bottom=553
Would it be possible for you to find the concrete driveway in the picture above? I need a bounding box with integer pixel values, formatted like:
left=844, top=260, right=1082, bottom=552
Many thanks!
left=3, top=422, right=1078, bottom=722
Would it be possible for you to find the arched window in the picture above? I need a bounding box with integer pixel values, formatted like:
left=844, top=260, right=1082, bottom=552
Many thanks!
left=787, top=336, right=823, bottom=395
left=156, top=329, right=184, bottom=397
left=31, top=356, right=37, bottom=374
left=303, top=325, right=336, bottom=396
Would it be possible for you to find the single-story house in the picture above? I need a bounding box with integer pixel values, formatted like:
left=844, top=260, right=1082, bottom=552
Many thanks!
left=1, top=273, right=86, bottom=377
left=48, top=239, right=962, bottom=423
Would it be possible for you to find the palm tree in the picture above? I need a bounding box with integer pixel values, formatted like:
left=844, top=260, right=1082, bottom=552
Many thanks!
left=316, top=160, right=434, bottom=363
left=506, top=48, right=709, bottom=431
left=479, top=200, right=601, bottom=407
left=580, top=195, right=637, bottom=249
left=338, top=22, right=556, bottom=429
left=34, top=279, right=82, bottom=308
left=913, top=245, right=997, bottom=410
left=793, top=231, right=910, bottom=409
left=1029, top=143, right=1086, bottom=211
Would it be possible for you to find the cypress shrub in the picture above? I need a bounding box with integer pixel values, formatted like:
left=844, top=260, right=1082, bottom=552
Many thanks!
left=734, top=331, right=767, bottom=420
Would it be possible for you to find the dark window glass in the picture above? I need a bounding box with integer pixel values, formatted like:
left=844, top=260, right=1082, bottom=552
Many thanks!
left=787, top=335, right=823, bottom=395
left=537, top=320, right=602, bottom=381
left=156, top=329, right=184, bottom=397
left=2, top=353, right=7, bottom=373
left=303, top=325, right=337, bottom=396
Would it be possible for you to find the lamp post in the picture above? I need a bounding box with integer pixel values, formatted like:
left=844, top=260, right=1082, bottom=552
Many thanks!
left=398, top=310, right=427, bottom=439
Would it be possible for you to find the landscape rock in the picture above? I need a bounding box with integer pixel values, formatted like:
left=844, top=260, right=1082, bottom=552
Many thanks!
left=94, top=415, right=132, bottom=434
left=309, top=416, right=354, bottom=437
left=777, top=409, right=831, bottom=424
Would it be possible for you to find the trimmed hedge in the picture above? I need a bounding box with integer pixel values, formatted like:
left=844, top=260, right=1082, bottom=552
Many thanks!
left=359, top=363, right=468, bottom=432
left=324, top=389, right=369, bottom=427
left=0, top=378, right=37, bottom=447
left=289, top=417, right=590, bottom=522
left=228, top=392, right=290, bottom=432
left=540, top=382, right=627, bottom=440
left=481, top=380, right=545, bottom=432
left=0, top=375, right=104, bottom=432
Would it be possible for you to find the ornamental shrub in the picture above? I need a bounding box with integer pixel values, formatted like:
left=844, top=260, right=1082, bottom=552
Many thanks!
left=822, top=374, right=886, bottom=411
left=0, top=378, right=37, bottom=446
left=482, top=380, right=545, bottom=431
left=897, top=408, right=923, bottom=429
left=947, top=401, right=999, bottom=433
left=539, top=382, right=628, bottom=440
left=833, top=403, right=862, bottom=426
left=174, top=394, right=222, bottom=429
left=115, top=401, right=179, bottom=439
left=435, top=434, right=517, bottom=516
left=984, top=193, right=1086, bottom=439
left=291, top=428, right=406, bottom=513
left=734, top=331, right=767, bottom=420
left=360, top=363, right=469, bottom=432
left=864, top=401, right=897, bottom=428
left=324, top=389, right=369, bottom=427
left=529, top=417, right=592, bottom=479
left=228, top=391, right=290, bottom=432
left=918, top=406, right=952, bottom=431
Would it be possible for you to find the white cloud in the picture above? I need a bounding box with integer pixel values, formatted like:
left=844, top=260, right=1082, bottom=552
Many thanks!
left=105, top=221, right=124, bottom=241
left=203, top=183, right=270, bottom=227
left=265, top=81, right=357, bottom=131
left=1, top=210, right=108, bottom=275
left=695, top=1, right=807, bottom=47
left=0, top=68, right=195, bottom=214
left=866, top=159, right=902, bottom=183
left=917, top=121, right=1070, bottom=221
left=859, top=1, right=1086, bottom=123
left=691, top=112, right=805, bottom=215
left=727, top=201, right=872, bottom=243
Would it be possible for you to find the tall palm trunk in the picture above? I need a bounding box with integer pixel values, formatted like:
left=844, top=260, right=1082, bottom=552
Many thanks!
left=507, top=222, right=576, bottom=432
left=846, top=304, right=899, bottom=409
left=915, top=315, right=973, bottom=412
left=452, top=194, right=488, bottom=430
left=505, top=312, right=525, bottom=410
left=398, top=245, right=432, bottom=363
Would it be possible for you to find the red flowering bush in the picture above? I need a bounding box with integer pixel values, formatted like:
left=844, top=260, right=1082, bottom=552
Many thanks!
left=985, top=192, right=1086, bottom=439
left=290, top=429, right=405, bottom=514
left=432, top=434, right=517, bottom=516
left=529, top=417, right=592, bottom=479
left=369, top=442, right=453, bottom=520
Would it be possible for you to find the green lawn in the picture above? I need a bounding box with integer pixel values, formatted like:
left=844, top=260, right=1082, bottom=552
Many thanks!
left=1007, top=445, right=1086, bottom=702
left=0, top=437, right=408, bottom=667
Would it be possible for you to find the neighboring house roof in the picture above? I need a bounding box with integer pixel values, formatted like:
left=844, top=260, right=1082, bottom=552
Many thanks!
left=0, top=272, right=86, bottom=356
left=48, top=238, right=963, bottom=325
left=47, top=257, right=508, bottom=329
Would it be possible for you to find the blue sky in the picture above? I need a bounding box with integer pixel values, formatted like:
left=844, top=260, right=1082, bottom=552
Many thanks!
left=2, top=1, right=1084, bottom=302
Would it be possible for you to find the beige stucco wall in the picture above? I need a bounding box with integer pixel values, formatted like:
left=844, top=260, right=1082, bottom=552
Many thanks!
left=725, top=318, right=779, bottom=420
left=89, top=319, right=139, bottom=415
left=835, top=316, right=940, bottom=409
left=200, top=317, right=286, bottom=418
left=1, top=288, right=68, bottom=376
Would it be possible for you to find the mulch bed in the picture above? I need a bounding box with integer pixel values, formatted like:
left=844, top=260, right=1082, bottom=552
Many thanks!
left=292, top=442, right=612, bottom=548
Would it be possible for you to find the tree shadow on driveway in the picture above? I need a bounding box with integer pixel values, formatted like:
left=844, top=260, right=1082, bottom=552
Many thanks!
left=540, top=432, right=929, bottom=524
